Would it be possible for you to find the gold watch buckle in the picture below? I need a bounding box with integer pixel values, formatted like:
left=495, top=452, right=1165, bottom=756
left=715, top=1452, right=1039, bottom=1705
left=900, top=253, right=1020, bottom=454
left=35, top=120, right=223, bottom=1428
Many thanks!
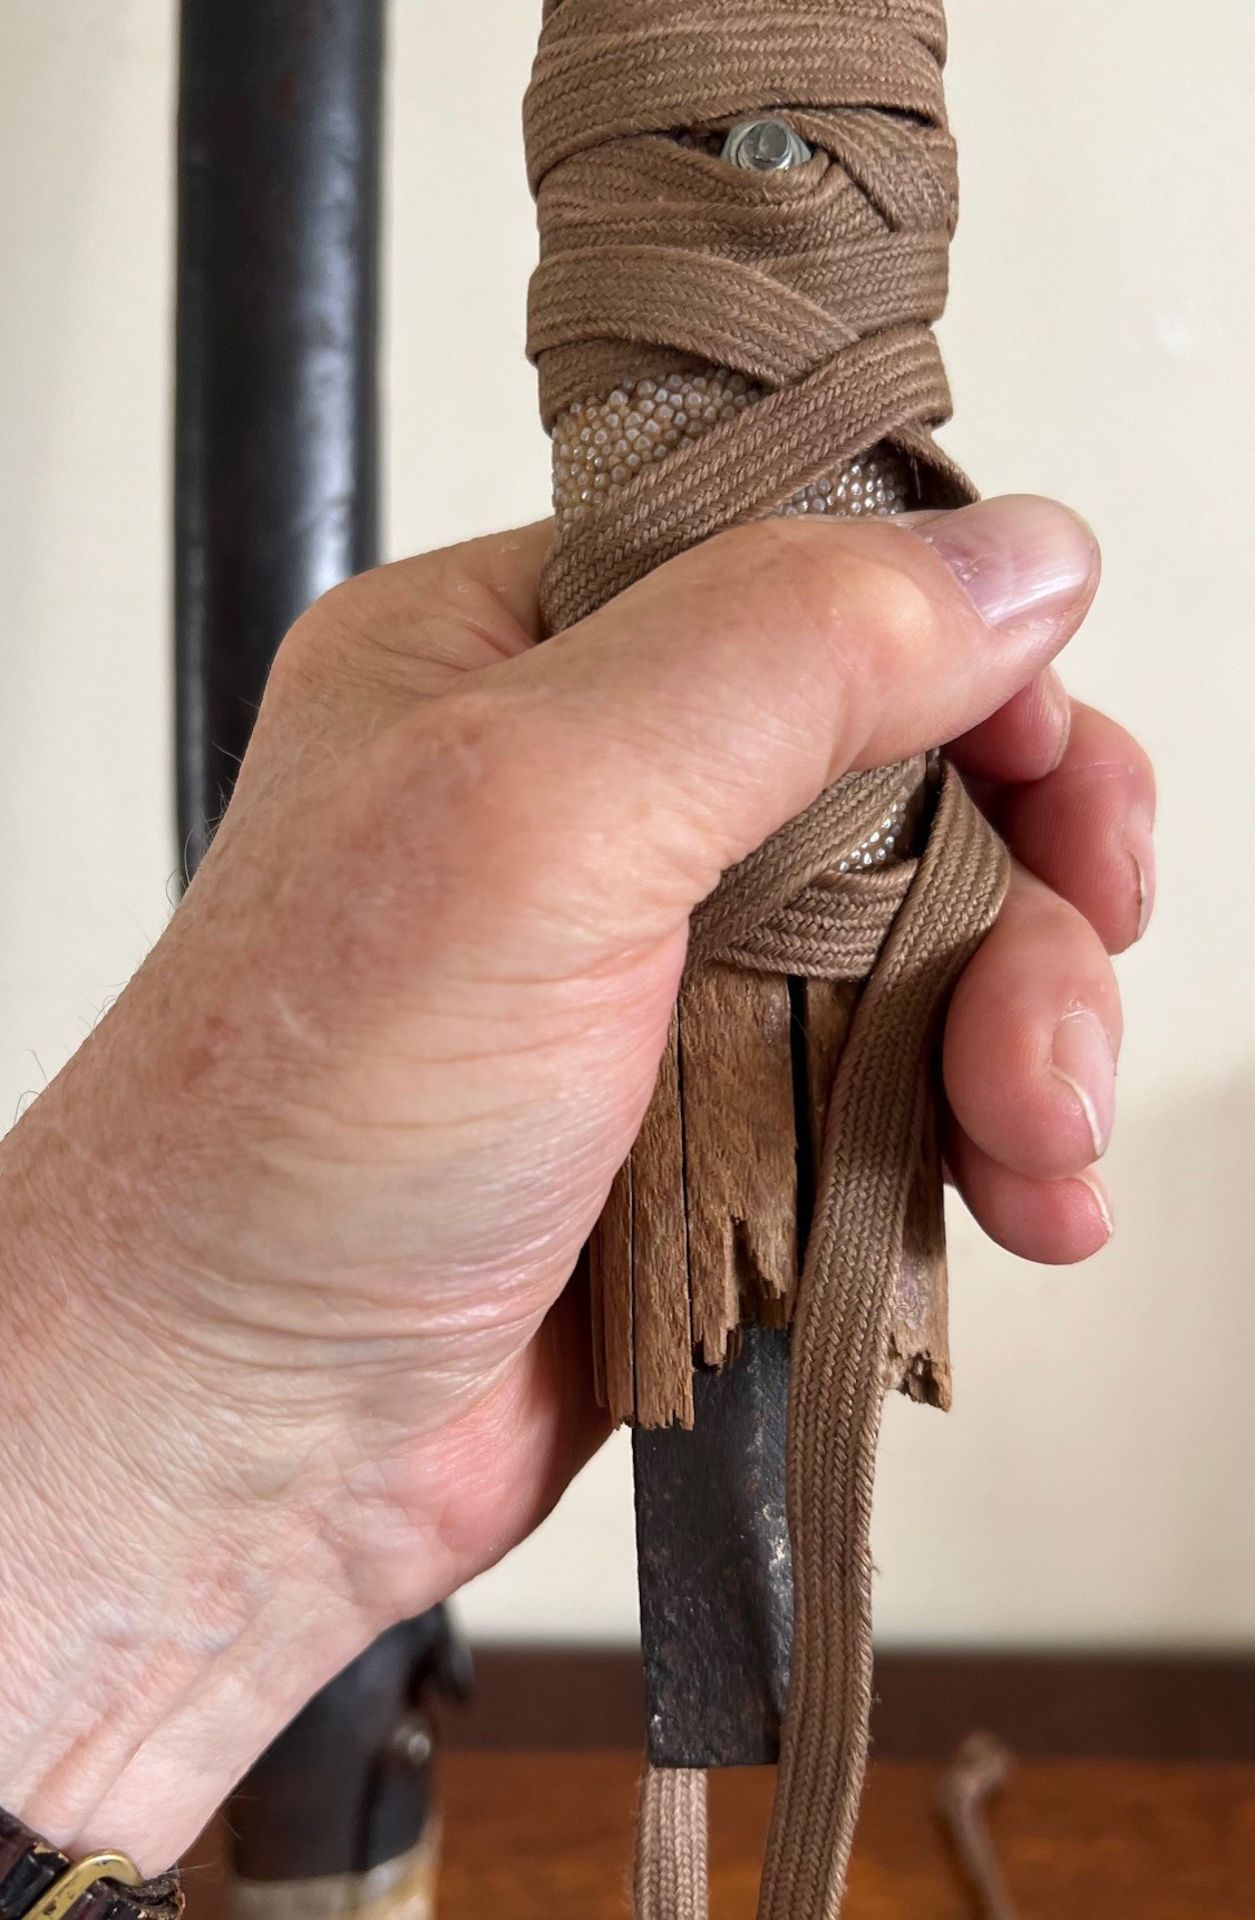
left=31, top=1853, right=143, bottom=1920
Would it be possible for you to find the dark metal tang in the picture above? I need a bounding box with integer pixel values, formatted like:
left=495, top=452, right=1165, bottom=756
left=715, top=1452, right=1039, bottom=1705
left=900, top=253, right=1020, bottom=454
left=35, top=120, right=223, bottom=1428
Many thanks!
left=635, top=1328, right=794, bottom=1768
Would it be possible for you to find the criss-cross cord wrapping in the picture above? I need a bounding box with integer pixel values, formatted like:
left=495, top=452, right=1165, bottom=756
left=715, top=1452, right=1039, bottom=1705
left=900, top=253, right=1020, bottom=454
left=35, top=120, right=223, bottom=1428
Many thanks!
left=526, top=4, right=1010, bottom=1915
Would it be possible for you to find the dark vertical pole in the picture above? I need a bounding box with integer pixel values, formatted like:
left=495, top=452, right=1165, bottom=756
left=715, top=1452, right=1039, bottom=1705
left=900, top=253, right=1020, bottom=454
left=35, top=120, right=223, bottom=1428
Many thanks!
left=176, top=0, right=382, bottom=872
left=174, top=2, right=468, bottom=1897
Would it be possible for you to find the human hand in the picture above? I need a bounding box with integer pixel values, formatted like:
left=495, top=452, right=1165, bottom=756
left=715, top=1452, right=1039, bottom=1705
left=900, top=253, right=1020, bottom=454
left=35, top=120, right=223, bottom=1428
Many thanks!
left=0, top=495, right=1152, bottom=1867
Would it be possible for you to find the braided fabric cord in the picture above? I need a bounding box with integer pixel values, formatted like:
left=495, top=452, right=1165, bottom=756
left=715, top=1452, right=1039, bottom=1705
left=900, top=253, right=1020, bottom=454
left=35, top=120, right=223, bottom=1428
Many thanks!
left=526, top=4, right=1009, bottom=1916
left=635, top=1771, right=709, bottom=1920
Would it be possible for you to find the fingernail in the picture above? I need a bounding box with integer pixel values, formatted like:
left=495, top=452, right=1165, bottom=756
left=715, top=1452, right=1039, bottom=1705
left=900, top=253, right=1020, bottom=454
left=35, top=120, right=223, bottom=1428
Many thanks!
left=1038, top=667, right=1072, bottom=770
left=1076, top=1169, right=1115, bottom=1243
left=911, top=496, right=1100, bottom=631
left=1052, top=1007, right=1116, bottom=1160
left=1132, top=841, right=1156, bottom=941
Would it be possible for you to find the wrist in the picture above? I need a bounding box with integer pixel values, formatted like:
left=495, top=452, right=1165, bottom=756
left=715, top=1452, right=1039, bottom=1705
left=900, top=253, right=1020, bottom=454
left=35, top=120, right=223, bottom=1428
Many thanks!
left=0, top=1106, right=388, bottom=1874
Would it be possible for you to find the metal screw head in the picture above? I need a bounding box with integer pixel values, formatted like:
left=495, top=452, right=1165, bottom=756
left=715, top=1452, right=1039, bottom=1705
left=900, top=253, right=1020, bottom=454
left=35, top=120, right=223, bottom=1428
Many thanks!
left=721, top=118, right=812, bottom=173
left=390, top=1711, right=434, bottom=1772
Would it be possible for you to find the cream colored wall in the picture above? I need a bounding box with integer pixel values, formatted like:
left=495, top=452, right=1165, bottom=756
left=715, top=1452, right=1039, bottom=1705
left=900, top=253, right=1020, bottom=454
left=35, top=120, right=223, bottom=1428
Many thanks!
left=1, top=0, right=1252, bottom=1648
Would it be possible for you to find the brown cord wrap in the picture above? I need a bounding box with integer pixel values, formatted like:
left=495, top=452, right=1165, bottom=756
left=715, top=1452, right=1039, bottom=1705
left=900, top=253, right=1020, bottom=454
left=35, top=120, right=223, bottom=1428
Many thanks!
left=634, top=1771, right=709, bottom=1920
left=527, top=3, right=1010, bottom=1915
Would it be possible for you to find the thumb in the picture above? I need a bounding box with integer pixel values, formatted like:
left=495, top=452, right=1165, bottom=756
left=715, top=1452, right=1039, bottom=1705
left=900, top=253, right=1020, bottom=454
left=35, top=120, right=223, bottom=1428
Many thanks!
left=388, top=495, right=1098, bottom=968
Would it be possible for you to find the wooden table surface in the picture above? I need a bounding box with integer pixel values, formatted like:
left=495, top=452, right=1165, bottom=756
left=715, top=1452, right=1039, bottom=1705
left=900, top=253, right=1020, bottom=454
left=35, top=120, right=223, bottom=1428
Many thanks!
left=186, top=1751, right=1255, bottom=1918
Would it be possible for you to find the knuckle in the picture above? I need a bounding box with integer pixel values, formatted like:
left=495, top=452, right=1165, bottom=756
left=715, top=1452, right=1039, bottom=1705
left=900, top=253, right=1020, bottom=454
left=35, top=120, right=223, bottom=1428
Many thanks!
left=825, top=544, right=938, bottom=655
left=757, top=519, right=936, bottom=648
left=269, top=573, right=378, bottom=696
left=709, top=518, right=937, bottom=656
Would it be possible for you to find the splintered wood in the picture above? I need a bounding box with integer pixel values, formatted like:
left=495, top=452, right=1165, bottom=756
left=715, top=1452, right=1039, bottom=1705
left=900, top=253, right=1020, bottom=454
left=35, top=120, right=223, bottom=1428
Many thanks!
left=556, top=373, right=944, bottom=1429
left=681, top=967, right=798, bottom=1361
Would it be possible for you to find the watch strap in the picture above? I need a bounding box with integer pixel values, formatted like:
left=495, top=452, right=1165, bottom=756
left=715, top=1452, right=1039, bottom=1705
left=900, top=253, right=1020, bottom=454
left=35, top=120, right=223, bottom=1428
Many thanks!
left=0, top=1813, right=180, bottom=1920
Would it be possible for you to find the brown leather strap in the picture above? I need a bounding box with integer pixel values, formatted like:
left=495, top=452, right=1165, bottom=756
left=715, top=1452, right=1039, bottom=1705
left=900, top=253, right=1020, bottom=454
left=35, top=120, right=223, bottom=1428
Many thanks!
left=0, top=1814, right=180, bottom=1920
